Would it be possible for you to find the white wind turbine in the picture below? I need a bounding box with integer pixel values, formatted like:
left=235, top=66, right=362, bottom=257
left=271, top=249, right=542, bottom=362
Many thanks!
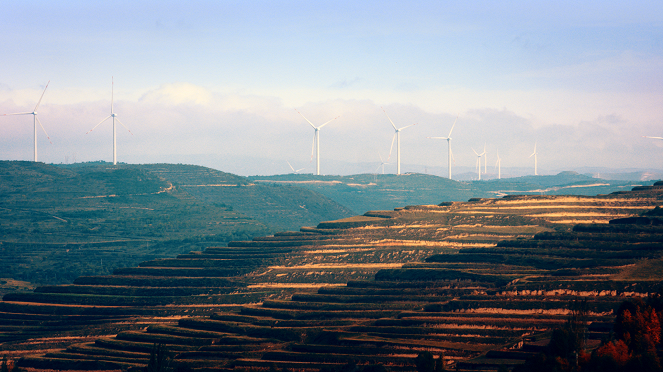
left=296, top=109, right=339, bottom=176
left=286, top=161, right=305, bottom=174
left=529, top=142, right=538, bottom=176
left=2, top=81, right=52, bottom=162
left=427, top=114, right=459, bottom=179
left=495, top=149, right=502, bottom=179
left=383, top=107, right=416, bottom=175
left=472, top=146, right=486, bottom=180
left=86, top=77, right=133, bottom=165
left=376, top=153, right=389, bottom=175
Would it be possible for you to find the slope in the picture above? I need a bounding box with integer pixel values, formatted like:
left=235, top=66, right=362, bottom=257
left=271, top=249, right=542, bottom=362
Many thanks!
left=250, top=172, right=647, bottom=215
left=0, top=161, right=352, bottom=290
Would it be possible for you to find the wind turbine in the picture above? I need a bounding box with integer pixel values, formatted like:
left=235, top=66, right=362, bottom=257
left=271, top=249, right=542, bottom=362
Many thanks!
left=286, top=161, right=305, bottom=174
left=472, top=147, right=486, bottom=180
left=529, top=142, right=538, bottom=176
left=296, top=109, right=339, bottom=176
left=383, top=107, right=416, bottom=175
left=86, top=77, right=133, bottom=165
left=2, top=81, right=52, bottom=162
left=427, top=114, right=459, bottom=179
left=495, top=149, right=502, bottom=179
left=376, top=153, right=389, bottom=175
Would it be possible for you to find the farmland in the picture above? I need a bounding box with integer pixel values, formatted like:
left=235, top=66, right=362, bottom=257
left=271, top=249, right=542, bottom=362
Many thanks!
left=1, top=179, right=662, bottom=371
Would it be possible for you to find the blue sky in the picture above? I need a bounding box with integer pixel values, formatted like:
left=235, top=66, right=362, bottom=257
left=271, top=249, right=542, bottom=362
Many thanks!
left=1, top=1, right=662, bottom=176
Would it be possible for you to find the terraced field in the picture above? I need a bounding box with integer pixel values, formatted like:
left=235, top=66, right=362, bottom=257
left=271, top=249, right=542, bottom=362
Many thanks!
left=2, top=182, right=663, bottom=371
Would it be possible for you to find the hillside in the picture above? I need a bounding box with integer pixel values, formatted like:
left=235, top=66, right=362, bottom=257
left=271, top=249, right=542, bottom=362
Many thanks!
left=1, top=182, right=662, bottom=371
left=0, top=161, right=351, bottom=290
left=250, top=171, right=648, bottom=215
left=138, top=164, right=354, bottom=231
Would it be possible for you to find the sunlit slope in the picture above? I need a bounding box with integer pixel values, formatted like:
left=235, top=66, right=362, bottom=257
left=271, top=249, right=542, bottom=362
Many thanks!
left=250, top=171, right=647, bottom=215
left=4, top=182, right=663, bottom=370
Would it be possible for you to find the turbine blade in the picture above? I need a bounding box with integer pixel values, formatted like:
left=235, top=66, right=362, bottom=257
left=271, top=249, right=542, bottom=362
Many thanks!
left=115, top=117, right=133, bottom=135
left=111, top=77, right=114, bottom=113
left=86, top=115, right=112, bottom=134
left=472, top=148, right=479, bottom=156
left=382, top=107, right=397, bottom=130
left=33, top=81, right=50, bottom=112
left=318, top=116, right=339, bottom=129
left=450, top=147, right=456, bottom=164
left=3, top=112, right=33, bottom=116
left=399, top=123, right=416, bottom=131
left=447, top=114, right=459, bottom=137
left=388, top=133, right=396, bottom=160
left=287, top=161, right=295, bottom=172
left=296, top=109, right=316, bottom=129
left=644, top=136, right=663, bottom=140
left=36, top=117, right=52, bottom=144
left=379, top=153, right=384, bottom=163
left=427, top=136, right=447, bottom=139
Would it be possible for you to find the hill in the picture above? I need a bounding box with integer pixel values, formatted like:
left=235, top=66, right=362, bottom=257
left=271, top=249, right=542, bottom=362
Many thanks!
left=137, top=164, right=354, bottom=231
left=2, top=182, right=662, bottom=370
left=0, top=161, right=352, bottom=290
left=250, top=171, right=648, bottom=215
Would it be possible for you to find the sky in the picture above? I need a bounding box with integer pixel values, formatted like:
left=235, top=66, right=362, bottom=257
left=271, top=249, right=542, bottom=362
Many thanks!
left=1, top=1, right=662, bottom=177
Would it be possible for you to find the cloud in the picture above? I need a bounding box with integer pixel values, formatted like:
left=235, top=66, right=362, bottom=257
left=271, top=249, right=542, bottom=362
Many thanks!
left=1, top=82, right=662, bottom=175
left=140, top=83, right=213, bottom=105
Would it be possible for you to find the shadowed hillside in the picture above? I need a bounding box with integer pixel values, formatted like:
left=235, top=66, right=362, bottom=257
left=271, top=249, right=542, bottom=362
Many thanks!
left=2, top=182, right=662, bottom=371
left=250, top=171, right=649, bottom=215
left=0, top=161, right=352, bottom=291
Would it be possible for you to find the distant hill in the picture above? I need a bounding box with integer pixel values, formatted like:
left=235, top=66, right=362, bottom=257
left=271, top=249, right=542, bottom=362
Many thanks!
left=137, top=163, right=354, bottom=231
left=0, top=161, right=352, bottom=288
left=250, top=172, right=650, bottom=215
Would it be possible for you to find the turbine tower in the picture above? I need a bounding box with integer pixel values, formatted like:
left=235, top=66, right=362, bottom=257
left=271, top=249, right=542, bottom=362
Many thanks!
left=296, top=109, right=339, bottom=176
left=427, top=114, right=459, bottom=179
left=529, top=142, right=538, bottom=176
left=495, top=149, right=502, bottom=179
left=86, top=77, right=133, bottom=165
left=383, top=107, right=416, bottom=175
left=472, top=147, right=486, bottom=180
left=2, top=81, right=52, bottom=162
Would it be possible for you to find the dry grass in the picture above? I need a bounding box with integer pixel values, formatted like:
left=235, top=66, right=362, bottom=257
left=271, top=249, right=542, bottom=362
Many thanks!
left=613, top=258, right=663, bottom=281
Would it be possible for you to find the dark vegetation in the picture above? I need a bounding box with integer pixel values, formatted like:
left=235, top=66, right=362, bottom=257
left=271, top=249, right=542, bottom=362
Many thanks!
left=249, top=171, right=649, bottom=215
left=0, top=161, right=352, bottom=290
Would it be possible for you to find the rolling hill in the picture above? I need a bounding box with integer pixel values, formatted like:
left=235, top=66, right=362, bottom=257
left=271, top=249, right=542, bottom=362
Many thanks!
left=0, top=161, right=352, bottom=290
left=1, top=182, right=662, bottom=371
left=249, top=171, right=650, bottom=215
